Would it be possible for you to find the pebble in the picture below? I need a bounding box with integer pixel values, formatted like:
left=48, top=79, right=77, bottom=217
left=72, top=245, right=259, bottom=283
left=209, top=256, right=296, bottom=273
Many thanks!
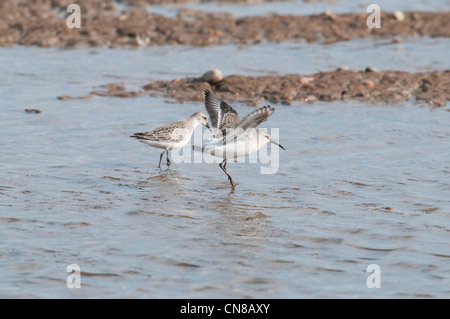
left=202, top=69, right=223, bottom=84
left=324, top=10, right=338, bottom=21
left=393, top=11, right=405, bottom=22
left=305, top=95, right=317, bottom=103
left=299, top=76, right=314, bottom=84
left=365, top=66, right=380, bottom=73
left=336, top=66, right=350, bottom=71
left=57, top=95, right=78, bottom=100
left=24, top=108, right=42, bottom=114
left=135, top=34, right=150, bottom=47
left=363, top=80, right=375, bottom=88
left=105, top=83, right=126, bottom=92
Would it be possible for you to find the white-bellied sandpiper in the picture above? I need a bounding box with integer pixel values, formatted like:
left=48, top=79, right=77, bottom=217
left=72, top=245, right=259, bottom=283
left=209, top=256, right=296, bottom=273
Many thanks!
left=197, top=90, right=285, bottom=188
left=132, top=111, right=209, bottom=168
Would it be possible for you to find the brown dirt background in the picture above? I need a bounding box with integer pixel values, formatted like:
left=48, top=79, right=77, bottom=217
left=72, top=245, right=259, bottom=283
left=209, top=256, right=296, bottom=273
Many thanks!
left=3, top=0, right=449, bottom=107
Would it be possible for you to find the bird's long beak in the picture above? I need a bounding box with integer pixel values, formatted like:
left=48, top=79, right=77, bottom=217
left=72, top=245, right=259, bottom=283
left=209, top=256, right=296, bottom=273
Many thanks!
left=205, top=122, right=211, bottom=130
left=271, top=140, right=285, bottom=150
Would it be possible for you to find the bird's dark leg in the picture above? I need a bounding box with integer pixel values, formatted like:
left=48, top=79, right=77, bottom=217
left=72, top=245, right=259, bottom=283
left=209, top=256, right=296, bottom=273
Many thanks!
left=166, top=150, right=171, bottom=167
left=158, top=151, right=165, bottom=168
left=219, top=159, right=235, bottom=188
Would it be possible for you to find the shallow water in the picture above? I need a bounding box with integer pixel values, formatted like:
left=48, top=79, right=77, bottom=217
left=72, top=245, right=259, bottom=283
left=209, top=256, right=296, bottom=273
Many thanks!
left=2, top=37, right=449, bottom=90
left=1, top=38, right=450, bottom=298
left=145, top=0, right=450, bottom=18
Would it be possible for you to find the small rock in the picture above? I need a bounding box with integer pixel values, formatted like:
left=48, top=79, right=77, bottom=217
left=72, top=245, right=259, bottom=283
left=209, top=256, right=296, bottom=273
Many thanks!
left=135, top=34, right=149, bottom=47
left=299, top=76, right=314, bottom=84
left=105, top=83, right=126, bottom=92
left=305, top=95, right=317, bottom=103
left=365, top=66, right=379, bottom=73
left=24, top=108, right=42, bottom=114
left=57, top=95, right=78, bottom=100
left=393, top=11, right=405, bottom=21
left=391, top=36, right=404, bottom=44
left=324, top=10, right=338, bottom=21
left=202, top=69, right=223, bottom=84
left=336, top=66, right=350, bottom=71
left=363, top=80, right=375, bottom=88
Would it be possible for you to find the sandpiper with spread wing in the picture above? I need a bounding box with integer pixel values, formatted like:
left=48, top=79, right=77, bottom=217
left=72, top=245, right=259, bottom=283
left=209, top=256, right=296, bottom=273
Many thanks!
left=197, top=89, right=285, bottom=188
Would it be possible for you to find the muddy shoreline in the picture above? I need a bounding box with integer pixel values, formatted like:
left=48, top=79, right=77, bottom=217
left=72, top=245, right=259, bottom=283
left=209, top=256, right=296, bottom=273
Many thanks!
left=4, top=0, right=449, bottom=107
left=59, top=69, right=450, bottom=107
left=1, top=0, right=449, bottom=48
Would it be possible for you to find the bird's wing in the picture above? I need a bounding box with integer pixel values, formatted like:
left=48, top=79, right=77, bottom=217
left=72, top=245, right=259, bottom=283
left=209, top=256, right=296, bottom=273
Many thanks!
left=131, top=120, right=187, bottom=143
left=204, top=89, right=240, bottom=136
left=234, top=105, right=275, bottom=132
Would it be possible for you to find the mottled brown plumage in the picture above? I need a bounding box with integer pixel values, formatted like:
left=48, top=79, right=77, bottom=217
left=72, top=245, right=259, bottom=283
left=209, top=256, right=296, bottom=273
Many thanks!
left=131, top=111, right=209, bottom=168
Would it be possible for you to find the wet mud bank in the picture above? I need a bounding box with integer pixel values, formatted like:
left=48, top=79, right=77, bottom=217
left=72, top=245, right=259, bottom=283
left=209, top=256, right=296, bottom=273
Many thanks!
left=0, top=0, right=449, bottom=48
left=62, top=69, right=450, bottom=107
